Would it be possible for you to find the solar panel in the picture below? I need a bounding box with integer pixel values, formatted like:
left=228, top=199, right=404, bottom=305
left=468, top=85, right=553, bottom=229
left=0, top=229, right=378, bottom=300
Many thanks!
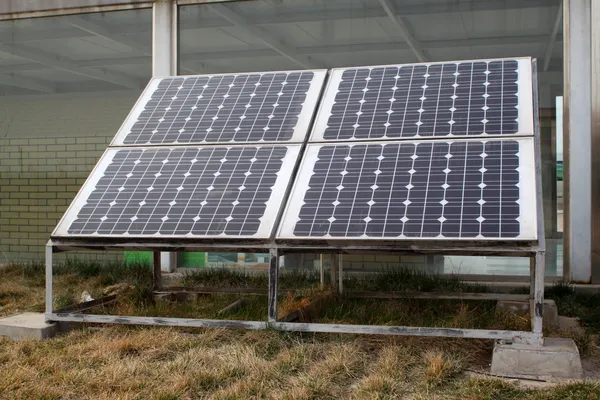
left=311, top=58, right=533, bottom=142
left=278, top=138, right=537, bottom=240
left=53, top=145, right=300, bottom=239
left=112, top=70, right=326, bottom=146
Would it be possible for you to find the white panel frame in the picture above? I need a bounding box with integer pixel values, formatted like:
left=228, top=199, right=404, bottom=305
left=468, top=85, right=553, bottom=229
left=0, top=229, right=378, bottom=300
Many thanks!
left=52, top=144, right=301, bottom=240
left=278, top=137, right=538, bottom=241
left=111, top=69, right=328, bottom=146
left=310, top=57, right=534, bottom=143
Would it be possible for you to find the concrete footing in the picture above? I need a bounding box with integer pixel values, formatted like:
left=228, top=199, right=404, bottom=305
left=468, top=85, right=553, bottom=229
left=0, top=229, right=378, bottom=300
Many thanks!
left=0, top=312, right=60, bottom=340
left=496, top=299, right=559, bottom=330
left=491, top=338, right=583, bottom=379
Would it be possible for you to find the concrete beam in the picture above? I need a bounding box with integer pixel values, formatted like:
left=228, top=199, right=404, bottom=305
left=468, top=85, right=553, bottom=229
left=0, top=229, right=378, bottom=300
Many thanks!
left=0, top=73, right=55, bottom=93
left=1, top=0, right=560, bottom=40
left=66, top=15, right=151, bottom=55
left=207, top=3, right=318, bottom=69
left=0, top=34, right=563, bottom=75
left=0, top=43, right=142, bottom=89
left=543, top=1, right=564, bottom=71
left=0, top=0, right=152, bottom=20
left=378, top=0, right=427, bottom=62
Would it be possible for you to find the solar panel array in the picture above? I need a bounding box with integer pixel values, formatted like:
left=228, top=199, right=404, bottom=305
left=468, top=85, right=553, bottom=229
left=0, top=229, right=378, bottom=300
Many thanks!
left=53, top=58, right=538, bottom=243
left=63, top=146, right=298, bottom=238
left=53, top=70, right=326, bottom=239
left=311, top=59, right=532, bottom=142
left=278, top=138, right=537, bottom=240
left=279, top=58, right=538, bottom=241
left=114, top=71, right=326, bottom=145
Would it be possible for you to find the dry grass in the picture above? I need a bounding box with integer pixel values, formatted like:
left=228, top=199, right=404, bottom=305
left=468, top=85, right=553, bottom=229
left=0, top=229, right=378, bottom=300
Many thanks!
left=1, top=328, right=599, bottom=399
left=1, top=263, right=600, bottom=399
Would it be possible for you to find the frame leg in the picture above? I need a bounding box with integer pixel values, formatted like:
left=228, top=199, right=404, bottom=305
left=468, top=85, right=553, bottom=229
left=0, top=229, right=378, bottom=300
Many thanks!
left=330, top=254, right=337, bottom=293
left=338, top=254, right=344, bottom=294
left=531, top=251, right=546, bottom=338
left=45, top=242, right=53, bottom=321
left=268, top=248, right=279, bottom=323
left=153, top=251, right=162, bottom=291
left=319, top=254, right=325, bottom=290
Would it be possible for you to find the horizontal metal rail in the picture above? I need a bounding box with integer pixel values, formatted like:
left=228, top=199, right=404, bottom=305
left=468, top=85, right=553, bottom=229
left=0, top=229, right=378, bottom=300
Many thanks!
left=49, top=313, right=267, bottom=330
left=47, top=313, right=542, bottom=345
left=155, top=287, right=268, bottom=296
left=347, top=291, right=530, bottom=302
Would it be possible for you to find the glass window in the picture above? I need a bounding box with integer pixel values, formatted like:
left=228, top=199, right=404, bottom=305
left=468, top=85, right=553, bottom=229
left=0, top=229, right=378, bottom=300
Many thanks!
left=178, top=0, right=563, bottom=277
left=0, top=9, right=152, bottom=262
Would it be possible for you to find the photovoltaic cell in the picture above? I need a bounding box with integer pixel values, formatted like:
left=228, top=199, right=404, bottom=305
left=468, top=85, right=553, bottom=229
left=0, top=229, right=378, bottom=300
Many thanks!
left=311, top=59, right=532, bottom=142
left=113, top=70, right=326, bottom=146
left=278, top=138, right=537, bottom=240
left=54, top=145, right=300, bottom=238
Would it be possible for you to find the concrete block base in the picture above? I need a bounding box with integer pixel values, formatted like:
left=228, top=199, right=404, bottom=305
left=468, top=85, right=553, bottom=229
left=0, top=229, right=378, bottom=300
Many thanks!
left=496, top=299, right=559, bottom=330
left=0, top=312, right=60, bottom=340
left=491, top=338, right=583, bottom=379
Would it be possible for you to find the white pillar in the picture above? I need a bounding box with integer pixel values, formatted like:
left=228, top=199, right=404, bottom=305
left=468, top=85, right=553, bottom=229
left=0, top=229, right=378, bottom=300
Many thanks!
left=153, top=0, right=178, bottom=77
left=564, top=0, right=592, bottom=282
left=591, top=0, right=600, bottom=283
left=153, top=0, right=178, bottom=272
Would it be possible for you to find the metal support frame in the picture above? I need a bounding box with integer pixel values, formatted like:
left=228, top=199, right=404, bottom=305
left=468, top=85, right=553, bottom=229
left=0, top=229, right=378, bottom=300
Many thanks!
left=531, top=251, right=546, bottom=334
left=319, top=254, right=325, bottom=290
left=153, top=251, right=162, bottom=290
left=45, top=242, right=546, bottom=346
left=330, top=254, right=337, bottom=292
left=268, top=248, right=279, bottom=322
left=45, top=242, right=53, bottom=318
left=338, top=254, right=344, bottom=294
left=42, top=51, right=545, bottom=345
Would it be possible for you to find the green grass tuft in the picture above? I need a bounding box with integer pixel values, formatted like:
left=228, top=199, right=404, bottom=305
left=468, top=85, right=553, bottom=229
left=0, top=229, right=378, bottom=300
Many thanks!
left=344, top=267, right=489, bottom=293
left=546, top=281, right=600, bottom=332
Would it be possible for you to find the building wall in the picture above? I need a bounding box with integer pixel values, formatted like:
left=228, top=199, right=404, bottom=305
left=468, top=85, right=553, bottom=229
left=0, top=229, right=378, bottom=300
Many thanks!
left=0, top=90, right=139, bottom=262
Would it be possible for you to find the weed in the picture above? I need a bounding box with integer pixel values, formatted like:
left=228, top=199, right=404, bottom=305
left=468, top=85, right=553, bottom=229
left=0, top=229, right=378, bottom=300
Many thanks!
left=546, top=282, right=600, bottom=332
left=344, top=267, right=488, bottom=293
left=422, top=350, right=463, bottom=387
left=181, top=268, right=268, bottom=288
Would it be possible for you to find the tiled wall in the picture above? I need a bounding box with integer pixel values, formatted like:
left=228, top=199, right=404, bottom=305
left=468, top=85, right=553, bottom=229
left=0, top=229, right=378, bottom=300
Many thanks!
left=0, top=135, right=120, bottom=261
left=0, top=91, right=137, bottom=262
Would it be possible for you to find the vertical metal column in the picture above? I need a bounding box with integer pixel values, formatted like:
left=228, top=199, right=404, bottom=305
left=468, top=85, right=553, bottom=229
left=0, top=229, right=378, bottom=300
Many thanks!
left=268, top=248, right=279, bottom=322
left=564, top=0, right=592, bottom=282
left=153, top=251, right=162, bottom=291
left=330, top=254, right=337, bottom=292
left=319, top=254, right=325, bottom=290
left=153, top=0, right=179, bottom=272
left=530, top=57, right=546, bottom=346
left=338, top=254, right=344, bottom=294
left=45, top=241, right=53, bottom=321
left=531, top=251, right=546, bottom=339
